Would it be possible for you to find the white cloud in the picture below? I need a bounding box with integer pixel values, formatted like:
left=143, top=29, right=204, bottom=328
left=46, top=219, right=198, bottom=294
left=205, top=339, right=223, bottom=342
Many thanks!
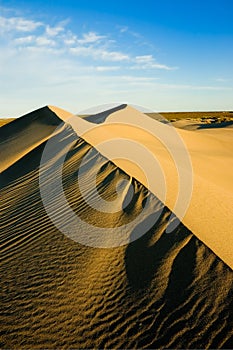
left=0, top=16, right=42, bottom=32
left=133, top=55, right=177, bottom=70
left=135, top=55, right=153, bottom=64
left=46, top=25, right=64, bottom=37
left=119, top=26, right=128, bottom=33
left=63, top=31, right=78, bottom=45
left=156, top=83, right=233, bottom=90
left=96, top=66, right=120, bottom=71
left=77, top=31, right=106, bottom=44
left=70, top=46, right=129, bottom=62
left=151, top=63, right=176, bottom=70
left=21, top=45, right=62, bottom=55
left=14, top=35, right=35, bottom=44
left=15, top=35, right=56, bottom=47
left=69, top=46, right=89, bottom=55
left=99, top=50, right=129, bottom=61
left=35, top=36, right=56, bottom=46
left=215, top=78, right=229, bottom=83
left=117, top=76, right=159, bottom=86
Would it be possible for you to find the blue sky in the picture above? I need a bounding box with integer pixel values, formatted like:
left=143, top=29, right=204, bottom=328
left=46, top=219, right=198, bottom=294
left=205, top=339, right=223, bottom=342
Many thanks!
left=0, top=0, right=233, bottom=116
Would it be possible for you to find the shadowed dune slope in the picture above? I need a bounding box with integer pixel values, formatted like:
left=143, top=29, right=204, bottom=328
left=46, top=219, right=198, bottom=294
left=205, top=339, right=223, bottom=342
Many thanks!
left=0, top=107, right=233, bottom=349
left=0, top=107, right=64, bottom=173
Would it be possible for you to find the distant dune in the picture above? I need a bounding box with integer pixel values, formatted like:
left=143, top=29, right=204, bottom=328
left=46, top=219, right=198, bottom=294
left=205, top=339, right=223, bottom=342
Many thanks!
left=0, top=105, right=232, bottom=349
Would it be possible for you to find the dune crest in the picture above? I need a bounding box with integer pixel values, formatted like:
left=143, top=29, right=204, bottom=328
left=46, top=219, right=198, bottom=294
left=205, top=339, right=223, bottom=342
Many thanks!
left=48, top=105, right=74, bottom=120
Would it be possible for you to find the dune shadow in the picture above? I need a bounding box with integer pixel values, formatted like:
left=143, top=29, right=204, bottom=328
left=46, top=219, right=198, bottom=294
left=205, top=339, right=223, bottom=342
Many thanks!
left=83, top=104, right=127, bottom=124
left=0, top=107, right=62, bottom=140
left=0, top=124, right=77, bottom=189
left=162, top=236, right=197, bottom=306
left=197, top=121, right=233, bottom=129
left=124, top=207, right=192, bottom=291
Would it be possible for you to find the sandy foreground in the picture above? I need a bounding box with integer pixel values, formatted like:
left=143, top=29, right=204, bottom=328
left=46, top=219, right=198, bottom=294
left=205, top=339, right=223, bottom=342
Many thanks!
left=0, top=105, right=232, bottom=349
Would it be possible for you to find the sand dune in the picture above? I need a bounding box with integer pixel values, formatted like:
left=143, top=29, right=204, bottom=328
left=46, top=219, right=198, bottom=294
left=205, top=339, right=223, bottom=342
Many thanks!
left=0, top=105, right=233, bottom=349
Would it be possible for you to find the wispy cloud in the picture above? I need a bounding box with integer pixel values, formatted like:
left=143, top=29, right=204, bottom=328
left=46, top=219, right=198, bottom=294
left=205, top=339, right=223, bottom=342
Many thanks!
left=69, top=46, right=129, bottom=61
left=156, top=83, right=233, bottom=90
left=117, top=76, right=160, bottom=86
left=62, top=31, right=78, bottom=45
left=214, top=78, right=230, bottom=83
left=0, top=16, right=42, bottom=32
left=76, top=32, right=106, bottom=44
left=99, top=50, right=129, bottom=61
left=14, top=35, right=35, bottom=44
left=118, top=25, right=128, bottom=33
left=0, top=10, right=187, bottom=116
left=96, top=66, right=120, bottom=72
left=132, top=55, right=177, bottom=70
left=45, top=25, right=65, bottom=37
left=14, top=35, right=56, bottom=47
left=0, top=12, right=175, bottom=70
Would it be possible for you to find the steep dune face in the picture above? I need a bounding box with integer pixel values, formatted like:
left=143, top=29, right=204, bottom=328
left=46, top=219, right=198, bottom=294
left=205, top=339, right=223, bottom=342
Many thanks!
left=0, top=106, right=64, bottom=173
left=0, top=106, right=233, bottom=349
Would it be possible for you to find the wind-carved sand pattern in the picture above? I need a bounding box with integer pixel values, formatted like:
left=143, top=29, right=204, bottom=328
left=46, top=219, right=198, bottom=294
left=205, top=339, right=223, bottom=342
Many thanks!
left=0, top=106, right=233, bottom=349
